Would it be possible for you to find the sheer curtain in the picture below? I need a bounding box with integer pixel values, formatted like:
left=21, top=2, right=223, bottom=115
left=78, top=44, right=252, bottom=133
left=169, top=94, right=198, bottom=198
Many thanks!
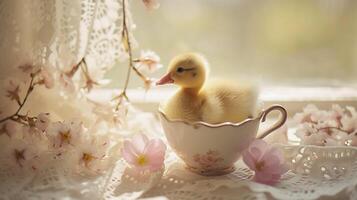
left=0, top=0, right=126, bottom=78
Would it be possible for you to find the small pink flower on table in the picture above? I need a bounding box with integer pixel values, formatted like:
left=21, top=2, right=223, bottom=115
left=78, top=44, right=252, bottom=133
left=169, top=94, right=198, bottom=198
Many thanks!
left=242, top=139, right=288, bottom=185
left=122, top=134, right=166, bottom=172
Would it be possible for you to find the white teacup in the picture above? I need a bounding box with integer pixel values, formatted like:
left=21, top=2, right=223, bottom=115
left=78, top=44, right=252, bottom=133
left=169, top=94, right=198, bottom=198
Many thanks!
left=158, top=105, right=287, bottom=176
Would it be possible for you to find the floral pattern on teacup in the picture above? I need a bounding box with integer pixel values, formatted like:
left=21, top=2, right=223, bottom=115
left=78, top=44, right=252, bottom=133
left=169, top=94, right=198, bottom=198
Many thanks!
left=193, top=150, right=224, bottom=169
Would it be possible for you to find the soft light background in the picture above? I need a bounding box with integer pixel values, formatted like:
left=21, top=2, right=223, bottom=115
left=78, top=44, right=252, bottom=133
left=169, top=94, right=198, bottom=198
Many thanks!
left=107, top=0, right=357, bottom=88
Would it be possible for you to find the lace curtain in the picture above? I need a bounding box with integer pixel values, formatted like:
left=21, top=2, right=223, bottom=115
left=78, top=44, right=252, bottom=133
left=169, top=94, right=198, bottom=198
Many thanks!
left=0, top=0, right=127, bottom=79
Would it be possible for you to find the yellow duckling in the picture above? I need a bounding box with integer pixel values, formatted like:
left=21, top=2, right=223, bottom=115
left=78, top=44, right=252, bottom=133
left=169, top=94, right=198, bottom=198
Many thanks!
left=156, top=52, right=259, bottom=124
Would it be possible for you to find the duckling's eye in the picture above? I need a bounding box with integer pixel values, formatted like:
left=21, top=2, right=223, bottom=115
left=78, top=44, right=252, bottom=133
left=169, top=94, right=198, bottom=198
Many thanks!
left=176, top=67, right=184, bottom=73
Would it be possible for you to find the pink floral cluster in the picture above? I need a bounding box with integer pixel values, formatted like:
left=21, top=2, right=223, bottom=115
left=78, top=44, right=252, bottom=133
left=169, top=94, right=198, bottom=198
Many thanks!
left=293, top=104, right=357, bottom=146
left=0, top=0, right=163, bottom=175
left=0, top=113, right=116, bottom=173
left=0, top=64, right=120, bottom=174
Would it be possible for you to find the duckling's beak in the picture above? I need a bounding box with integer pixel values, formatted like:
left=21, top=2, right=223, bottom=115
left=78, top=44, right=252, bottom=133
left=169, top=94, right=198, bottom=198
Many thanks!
left=156, top=73, right=174, bottom=85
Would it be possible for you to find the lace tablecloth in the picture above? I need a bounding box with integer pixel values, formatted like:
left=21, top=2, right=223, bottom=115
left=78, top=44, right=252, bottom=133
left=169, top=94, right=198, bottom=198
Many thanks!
left=1, top=112, right=357, bottom=200
left=1, top=144, right=356, bottom=200
left=106, top=145, right=357, bottom=200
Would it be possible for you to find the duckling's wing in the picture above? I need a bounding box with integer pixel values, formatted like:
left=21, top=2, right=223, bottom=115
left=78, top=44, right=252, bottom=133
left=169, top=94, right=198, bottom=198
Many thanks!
left=200, top=94, right=225, bottom=124
left=203, top=80, right=259, bottom=123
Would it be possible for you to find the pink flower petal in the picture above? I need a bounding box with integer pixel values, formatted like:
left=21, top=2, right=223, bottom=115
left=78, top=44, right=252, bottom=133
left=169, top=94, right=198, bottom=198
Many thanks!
left=265, top=147, right=284, bottom=162
left=142, top=0, right=160, bottom=10
left=262, top=148, right=288, bottom=175
left=254, top=171, right=282, bottom=185
left=132, top=134, right=149, bottom=153
left=122, top=141, right=138, bottom=165
left=276, top=164, right=289, bottom=175
left=144, top=139, right=166, bottom=155
left=261, top=148, right=282, bottom=166
left=242, top=150, right=257, bottom=171
left=122, top=134, right=167, bottom=172
left=248, top=139, right=270, bottom=160
left=264, top=163, right=288, bottom=175
left=144, top=139, right=166, bottom=169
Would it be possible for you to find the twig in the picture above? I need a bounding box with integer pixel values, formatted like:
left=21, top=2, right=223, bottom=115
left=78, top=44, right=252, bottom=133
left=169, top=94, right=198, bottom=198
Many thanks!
left=0, top=73, right=36, bottom=124
left=65, top=58, right=84, bottom=78
left=132, top=65, right=149, bottom=81
left=80, top=58, right=99, bottom=91
left=0, top=58, right=87, bottom=125
left=317, top=126, right=351, bottom=134
left=120, top=0, right=133, bottom=96
left=64, top=57, right=97, bottom=91
left=113, top=0, right=149, bottom=110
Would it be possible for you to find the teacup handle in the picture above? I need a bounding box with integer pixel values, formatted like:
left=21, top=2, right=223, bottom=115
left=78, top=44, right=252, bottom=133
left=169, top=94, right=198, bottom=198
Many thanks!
left=257, top=105, right=287, bottom=139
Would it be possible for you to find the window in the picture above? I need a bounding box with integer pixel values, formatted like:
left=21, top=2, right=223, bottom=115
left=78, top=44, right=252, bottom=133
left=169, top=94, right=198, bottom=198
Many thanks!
left=107, top=0, right=357, bottom=89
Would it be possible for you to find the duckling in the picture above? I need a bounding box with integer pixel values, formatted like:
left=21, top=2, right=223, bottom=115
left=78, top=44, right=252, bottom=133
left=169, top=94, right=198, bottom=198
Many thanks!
left=156, top=52, right=259, bottom=124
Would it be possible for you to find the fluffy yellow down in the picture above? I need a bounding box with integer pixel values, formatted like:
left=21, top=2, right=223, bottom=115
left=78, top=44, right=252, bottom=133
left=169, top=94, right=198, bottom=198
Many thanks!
left=159, top=52, right=259, bottom=124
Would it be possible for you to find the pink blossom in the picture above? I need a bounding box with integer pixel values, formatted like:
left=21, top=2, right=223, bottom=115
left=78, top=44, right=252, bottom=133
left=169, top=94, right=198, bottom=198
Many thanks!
left=135, top=50, right=162, bottom=73
left=35, top=113, right=51, bottom=132
left=18, top=63, right=40, bottom=75
left=59, top=73, right=76, bottom=94
left=0, top=121, right=19, bottom=137
left=295, top=123, right=327, bottom=146
left=90, top=99, right=128, bottom=127
left=2, top=139, right=38, bottom=169
left=47, top=121, right=82, bottom=149
left=143, top=78, right=156, bottom=91
left=142, top=0, right=160, bottom=10
left=330, top=104, right=345, bottom=125
left=292, top=104, right=319, bottom=124
left=76, top=136, right=110, bottom=173
left=122, top=134, right=166, bottom=172
left=324, top=132, right=347, bottom=146
left=4, top=79, right=21, bottom=104
left=242, top=139, right=288, bottom=185
left=90, top=100, right=118, bottom=124
left=293, top=104, right=357, bottom=146
left=341, top=106, right=357, bottom=133
left=40, top=68, right=55, bottom=89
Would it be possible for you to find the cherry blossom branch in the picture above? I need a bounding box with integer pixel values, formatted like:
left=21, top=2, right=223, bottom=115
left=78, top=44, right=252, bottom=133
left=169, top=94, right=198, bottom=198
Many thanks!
left=0, top=58, right=90, bottom=125
left=65, top=58, right=84, bottom=78
left=132, top=62, right=149, bottom=81
left=118, top=0, right=133, bottom=102
left=80, top=58, right=100, bottom=91
left=65, top=57, right=98, bottom=92
left=0, top=72, right=37, bottom=124
left=317, top=126, right=351, bottom=134
left=121, top=3, right=149, bottom=86
left=114, top=0, right=150, bottom=110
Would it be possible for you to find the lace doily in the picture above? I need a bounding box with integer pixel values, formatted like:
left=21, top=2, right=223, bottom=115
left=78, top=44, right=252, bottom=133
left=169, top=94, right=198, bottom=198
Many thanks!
left=104, top=145, right=357, bottom=200
left=1, top=116, right=357, bottom=200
